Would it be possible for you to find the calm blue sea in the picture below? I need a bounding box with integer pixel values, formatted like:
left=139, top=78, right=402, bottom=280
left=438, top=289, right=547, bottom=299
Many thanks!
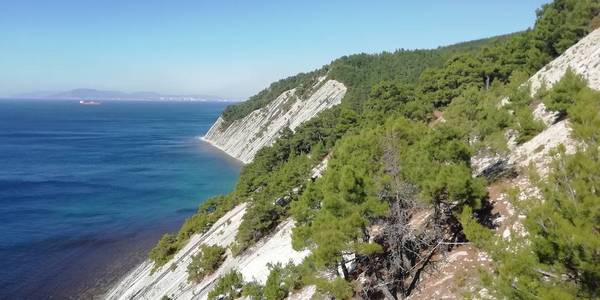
left=0, top=100, right=241, bottom=299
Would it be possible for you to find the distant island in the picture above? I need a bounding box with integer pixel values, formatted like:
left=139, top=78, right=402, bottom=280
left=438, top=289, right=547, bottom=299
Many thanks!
left=8, top=88, right=236, bottom=102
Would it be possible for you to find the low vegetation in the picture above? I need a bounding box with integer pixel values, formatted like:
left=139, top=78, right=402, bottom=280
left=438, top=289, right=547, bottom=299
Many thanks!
left=207, top=270, right=244, bottom=300
left=149, top=194, right=238, bottom=270
left=187, top=245, right=226, bottom=282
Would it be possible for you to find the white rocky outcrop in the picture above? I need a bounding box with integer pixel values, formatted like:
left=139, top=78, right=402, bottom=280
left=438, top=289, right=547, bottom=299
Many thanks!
left=472, top=119, right=578, bottom=178
left=532, top=102, right=560, bottom=126
left=106, top=203, right=248, bottom=300
left=529, top=28, right=600, bottom=94
left=202, top=78, right=347, bottom=163
left=110, top=26, right=600, bottom=300
left=472, top=29, right=600, bottom=178
left=106, top=203, right=310, bottom=300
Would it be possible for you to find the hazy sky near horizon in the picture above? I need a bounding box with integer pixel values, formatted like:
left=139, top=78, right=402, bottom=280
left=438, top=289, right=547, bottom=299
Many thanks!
left=0, top=0, right=549, bottom=99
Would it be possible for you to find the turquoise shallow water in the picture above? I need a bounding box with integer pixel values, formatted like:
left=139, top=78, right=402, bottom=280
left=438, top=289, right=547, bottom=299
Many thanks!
left=0, top=100, right=241, bottom=299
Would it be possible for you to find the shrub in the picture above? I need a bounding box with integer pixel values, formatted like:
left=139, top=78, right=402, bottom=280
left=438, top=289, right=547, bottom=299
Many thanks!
left=314, top=277, right=353, bottom=300
left=187, top=245, right=226, bottom=282
left=513, top=108, right=545, bottom=144
left=207, top=270, right=244, bottom=300
left=262, top=263, right=305, bottom=300
left=568, top=87, right=600, bottom=144
left=148, top=234, right=178, bottom=269
left=149, top=194, right=239, bottom=268
left=241, top=281, right=264, bottom=299
left=542, top=68, right=588, bottom=113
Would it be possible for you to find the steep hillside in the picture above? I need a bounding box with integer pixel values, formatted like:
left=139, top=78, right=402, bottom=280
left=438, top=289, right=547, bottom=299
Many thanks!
left=202, top=35, right=513, bottom=164
left=111, top=2, right=600, bottom=299
left=203, top=34, right=516, bottom=164
left=412, top=29, right=600, bottom=300
left=202, top=78, right=346, bottom=163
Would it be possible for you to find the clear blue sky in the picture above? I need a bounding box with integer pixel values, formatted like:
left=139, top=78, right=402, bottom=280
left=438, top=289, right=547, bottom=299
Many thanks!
left=0, top=0, right=549, bottom=99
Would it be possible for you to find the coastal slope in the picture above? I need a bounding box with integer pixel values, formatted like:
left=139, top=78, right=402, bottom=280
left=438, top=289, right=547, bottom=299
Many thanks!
left=108, top=22, right=600, bottom=300
left=106, top=166, right=327, bottom=300
left=202, top=78, right=346, bottom=163
left=409, top=29, right=600, bottom=299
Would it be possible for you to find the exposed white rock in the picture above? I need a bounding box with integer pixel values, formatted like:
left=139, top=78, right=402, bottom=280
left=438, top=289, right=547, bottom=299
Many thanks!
left=472, top=119, right=577, bottom=178
left=509, top=120, right=577, bottom=175
left=505, top=129, right=518, bottom=151
left=497, top=96, right=510, bottom=108
left=202, top=79, right=347, bottom=163
left=532, top=102, right=560, bottom=126
left=186, top=219, right=309, bottom=300
left=310, top=155, right=329, bottom=179
left=471, top=151, right=508, bottom=179
left=473, top=29, right=600, bottom=179
left=110, top=25, right=600, bottom=300
left=106, top=203, right=248, bottom=300
left=237, top=219, right=310, bottom=284
left=410, top=29, right=600, bottom=300
left=107, top=157, right=332, bottom=300
left=107, top=203, right=310, bottom=300
left=529, top=28, right=600, bottom=95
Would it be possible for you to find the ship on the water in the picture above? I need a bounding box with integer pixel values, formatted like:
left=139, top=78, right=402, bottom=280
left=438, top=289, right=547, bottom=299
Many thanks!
left=79, top=100, right=101, bottom=105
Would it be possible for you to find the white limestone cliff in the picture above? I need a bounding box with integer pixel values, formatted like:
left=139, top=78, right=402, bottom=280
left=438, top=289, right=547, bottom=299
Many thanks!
left=202, top=78, right=347, bottom=163
left=106, top=204, right=310, bottom=300
left=472, top=28, right=600, bottom=179
left=529, top=28, right=600, bottom=94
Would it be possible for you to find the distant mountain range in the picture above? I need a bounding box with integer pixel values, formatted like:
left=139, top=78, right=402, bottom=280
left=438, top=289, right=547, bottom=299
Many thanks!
left=10, top=88, right=234, bottom=102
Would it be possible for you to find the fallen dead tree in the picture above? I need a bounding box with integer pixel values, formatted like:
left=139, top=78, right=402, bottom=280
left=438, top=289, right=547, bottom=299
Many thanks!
left=353, top=142, right=467, bottom=299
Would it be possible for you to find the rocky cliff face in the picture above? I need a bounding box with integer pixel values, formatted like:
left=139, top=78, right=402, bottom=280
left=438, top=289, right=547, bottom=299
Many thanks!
left=107, top=77, right=345, bottom=300
left=106, top=204, right=310, bottom=300
left=529, top=28, right=600, bottom=93
left=472, top=28, right=600, bottom=180
left=202, top=78, right=347, bottom=163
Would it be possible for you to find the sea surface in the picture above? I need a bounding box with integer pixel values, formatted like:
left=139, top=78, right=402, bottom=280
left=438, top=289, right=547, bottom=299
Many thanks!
left=0, top=100, right=241, bottom=299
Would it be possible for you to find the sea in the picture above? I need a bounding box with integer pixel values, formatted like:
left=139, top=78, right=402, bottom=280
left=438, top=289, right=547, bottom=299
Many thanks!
left=0, top=100, right=241, bottom=299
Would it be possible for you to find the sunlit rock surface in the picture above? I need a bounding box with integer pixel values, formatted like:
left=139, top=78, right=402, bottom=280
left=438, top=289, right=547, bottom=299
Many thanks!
left=202, top=78, right=346, bottom=163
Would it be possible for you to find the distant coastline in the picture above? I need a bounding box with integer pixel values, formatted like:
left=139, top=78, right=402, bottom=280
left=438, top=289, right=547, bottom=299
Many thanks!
left=1, top=97, right=239, bottom=103
left=3, top=88, right=241, bottom=103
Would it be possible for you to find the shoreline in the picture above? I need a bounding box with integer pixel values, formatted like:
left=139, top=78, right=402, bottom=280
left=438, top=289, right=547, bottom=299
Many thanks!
left=102, top=137, right=242, bottom=298
left=199, top=136, right=246, bottom=165
left=82, top=217, right=185, bottom=299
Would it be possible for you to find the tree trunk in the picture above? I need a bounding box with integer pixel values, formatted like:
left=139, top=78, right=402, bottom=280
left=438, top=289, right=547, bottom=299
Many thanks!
left=340, top=257, right=350, bottom=279
left=361, top=225, right=370, bottom=242
left=406, top=244, right=438, bottom=296
left=378, top=285, right=396, bottom=300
